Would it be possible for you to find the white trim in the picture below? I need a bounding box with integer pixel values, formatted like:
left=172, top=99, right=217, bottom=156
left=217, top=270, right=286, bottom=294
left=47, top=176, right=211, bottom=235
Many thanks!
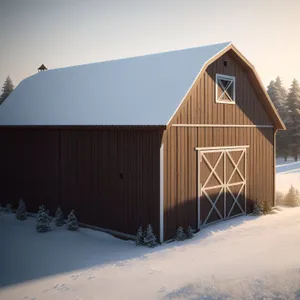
left=197, top=146, right=248, bottom=226
left=203, top=187, right=224, bottom=224
left=195, top=145, right=249, bottom=151
left=245, top=148, right=247, bottom=214
left=274, top=130, right=277, bottom=207
left=160, top=143, right=164, bottom=243
left=165, top=43, right=285, bottom=130
left=215, top=73, right=236, bottom=104
left=202, top=152, right=224, bottom=188
left=197, top=151, right=201, bottom=229
left=172, top=124, right=274, bottom=128
left=166, top=42, right=232, bottom=125
left=227, top=183, right=245, bottom=217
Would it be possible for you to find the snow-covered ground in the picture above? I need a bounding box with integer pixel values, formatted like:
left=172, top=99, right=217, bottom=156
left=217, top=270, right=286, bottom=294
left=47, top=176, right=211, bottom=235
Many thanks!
left=276, top=157, right=300, bottom=193
left=0, top=159, right=300, bottom=300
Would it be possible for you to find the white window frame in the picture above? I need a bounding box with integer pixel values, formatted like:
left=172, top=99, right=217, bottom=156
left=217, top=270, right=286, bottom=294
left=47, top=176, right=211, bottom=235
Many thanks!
left=215, top=74, right=236, bottom=104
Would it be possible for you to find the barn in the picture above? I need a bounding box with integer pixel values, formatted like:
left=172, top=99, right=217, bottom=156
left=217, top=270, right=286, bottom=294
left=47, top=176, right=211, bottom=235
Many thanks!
left=0, top=42, right=285, bottom=242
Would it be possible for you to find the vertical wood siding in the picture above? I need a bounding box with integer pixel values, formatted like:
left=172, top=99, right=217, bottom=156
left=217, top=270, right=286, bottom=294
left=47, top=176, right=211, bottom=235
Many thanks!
left=171, top=50, right=273, bottom=126
left=163, top=127, right=274, bottom=240
left=0, top=127, right=163, bottom=238
left=163, top=51, right=275, bottom=240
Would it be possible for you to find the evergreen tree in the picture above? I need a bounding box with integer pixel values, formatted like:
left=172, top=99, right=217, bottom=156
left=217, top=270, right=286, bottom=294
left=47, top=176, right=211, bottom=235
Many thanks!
left=267, top=78, right=289, bottom=158
left=144, top=224, right=156, bottom=247
left=186, top=226, right=194, bottom=239
left=67, top=210, right=78, bottom=231
left=286, top=79, right=300, bottom=161
left=175, top=226, right=187, bottom=241
left=285, top=185, right=300, bottom=207
left=54, top=207, right=64, bottom=226
left=36, top=205, right=51, bottom=232
left=0, top=76, right=14, bottom=105
left=274, top=76, right=288, bottom=101
left=16, top=198, right=27, bottom=220
left=135, top=225, right=144, bottom=246
left=253, top=202, right=264, bottom=215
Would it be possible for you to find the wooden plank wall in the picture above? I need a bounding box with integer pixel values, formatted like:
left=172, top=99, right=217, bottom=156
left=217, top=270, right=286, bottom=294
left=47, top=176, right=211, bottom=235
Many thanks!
left=170, top=50, right=273, bottom=127
left=163, top=127, right=274, bottom=240
left=0, top=127, right=163, bottom=238
left=163, top=50, right=276, bottom=240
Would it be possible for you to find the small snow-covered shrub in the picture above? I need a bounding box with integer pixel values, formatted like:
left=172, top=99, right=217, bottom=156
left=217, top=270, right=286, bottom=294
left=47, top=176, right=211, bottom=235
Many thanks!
left=263, top=200, right=273, bottom=215
left=67, top=210, right=78, bottom=231
left=144, top=224, right=156, bottom=247
left=54, top=207, right=64, bottom=226
left=16, top=198, right=27, bottom=220
left=175, top=226, right=187, bottom=241
left=186, top=226, right=194, bottom=239
left=36, top=205, right=51, bottom=233
left=135, top=225, right=144, bottom=246
left=253, top=202, right=264, bottom=216
left=4, top=203, right=12, bottom=213
left=285, top=185, right=300, bottom=207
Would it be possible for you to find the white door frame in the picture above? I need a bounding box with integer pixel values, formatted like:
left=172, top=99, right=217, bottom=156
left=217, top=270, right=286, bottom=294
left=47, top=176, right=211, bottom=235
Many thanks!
left=196, top=145, right=248, bottom=229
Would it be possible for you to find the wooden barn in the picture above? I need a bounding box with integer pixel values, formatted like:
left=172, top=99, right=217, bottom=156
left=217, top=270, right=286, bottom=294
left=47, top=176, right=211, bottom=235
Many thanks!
left=0, top=42, right=285, bottom=242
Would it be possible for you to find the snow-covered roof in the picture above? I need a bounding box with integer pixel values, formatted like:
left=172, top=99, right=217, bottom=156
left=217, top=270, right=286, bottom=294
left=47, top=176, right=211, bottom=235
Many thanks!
left=0, top=42, right=231, bottom=126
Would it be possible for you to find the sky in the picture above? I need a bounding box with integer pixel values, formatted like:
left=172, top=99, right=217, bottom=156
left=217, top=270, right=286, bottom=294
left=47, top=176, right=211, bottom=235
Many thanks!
left=0, top=0, right=299, bottom=90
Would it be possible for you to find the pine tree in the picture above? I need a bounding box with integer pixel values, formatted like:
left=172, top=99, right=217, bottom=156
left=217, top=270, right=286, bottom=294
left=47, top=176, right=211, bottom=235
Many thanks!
left=186, top=226, right=194, bottom=239
left=0, top=76, right=14, bottom=105
left=267, top=78, right=289, bottom=158
left=135, top=225, right=144, bottom=246
left=286, top=79, right=300, bottom=161
left=36, top=205, right=51, bottom=232
left=175, top=226, right=187, bottom=241
left=16, top=198, right=27, bottom=220
left=274, top=76, right=288, bottom=101
left=54, top=207, right=64, bottom=226
left=253, top=202, right=264, bottom=215
left=144, top=224, right=156, bottom=247
left=285, top=185, right=300, bottom=207
left=67, top=210, right=78, bottom=231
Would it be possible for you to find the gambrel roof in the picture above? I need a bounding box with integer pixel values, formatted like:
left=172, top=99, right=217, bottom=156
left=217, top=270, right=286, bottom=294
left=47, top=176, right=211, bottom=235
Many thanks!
left=0, top=42, right=285, bottom=129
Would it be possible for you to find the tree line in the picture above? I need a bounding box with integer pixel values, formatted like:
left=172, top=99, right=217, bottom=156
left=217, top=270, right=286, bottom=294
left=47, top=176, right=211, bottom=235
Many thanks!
left=0, top=76, right=14, bottom=105
left=267, top=77, right=300, bottom=161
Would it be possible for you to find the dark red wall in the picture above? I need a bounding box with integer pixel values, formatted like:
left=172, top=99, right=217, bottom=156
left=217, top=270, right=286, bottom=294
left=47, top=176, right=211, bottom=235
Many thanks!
left=0, top=127, right=163, bottom=237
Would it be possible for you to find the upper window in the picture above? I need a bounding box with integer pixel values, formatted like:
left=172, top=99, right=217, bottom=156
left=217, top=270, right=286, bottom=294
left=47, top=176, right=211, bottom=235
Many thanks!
left=215, top=74, right=236, bottom=104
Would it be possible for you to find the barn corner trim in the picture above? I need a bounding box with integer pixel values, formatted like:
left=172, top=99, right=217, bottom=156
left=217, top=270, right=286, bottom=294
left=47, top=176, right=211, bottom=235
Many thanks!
left=166, top=43, right=286, bottom=131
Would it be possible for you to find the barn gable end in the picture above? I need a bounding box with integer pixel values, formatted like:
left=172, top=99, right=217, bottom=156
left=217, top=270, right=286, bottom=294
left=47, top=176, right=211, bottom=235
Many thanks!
left=161, top=46, right=283, bottom=241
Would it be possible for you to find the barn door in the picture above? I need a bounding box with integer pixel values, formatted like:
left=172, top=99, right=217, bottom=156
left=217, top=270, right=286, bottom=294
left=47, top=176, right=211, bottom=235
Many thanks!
left=197, top=146, right=247, bottom=228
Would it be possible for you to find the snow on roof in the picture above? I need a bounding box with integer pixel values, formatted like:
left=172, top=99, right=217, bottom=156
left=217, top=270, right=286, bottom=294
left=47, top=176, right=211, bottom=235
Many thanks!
left=0, top=42, right=231, bottom=126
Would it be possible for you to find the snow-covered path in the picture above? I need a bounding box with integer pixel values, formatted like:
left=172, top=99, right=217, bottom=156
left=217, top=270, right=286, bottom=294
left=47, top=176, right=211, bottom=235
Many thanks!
left=0, top=160, right=299, bottom=300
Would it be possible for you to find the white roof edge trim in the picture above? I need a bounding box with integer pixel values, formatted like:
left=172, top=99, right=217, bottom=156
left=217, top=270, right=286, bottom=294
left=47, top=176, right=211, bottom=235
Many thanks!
left=250, top=65, right=286, bottom=130
left=230, top=45, right=285, bottom=130
left=166, top=42, right=233, bottom=126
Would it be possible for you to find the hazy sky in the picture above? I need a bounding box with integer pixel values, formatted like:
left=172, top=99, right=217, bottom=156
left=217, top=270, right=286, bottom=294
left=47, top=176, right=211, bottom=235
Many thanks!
left=0, top=0, right=299, bottom=89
